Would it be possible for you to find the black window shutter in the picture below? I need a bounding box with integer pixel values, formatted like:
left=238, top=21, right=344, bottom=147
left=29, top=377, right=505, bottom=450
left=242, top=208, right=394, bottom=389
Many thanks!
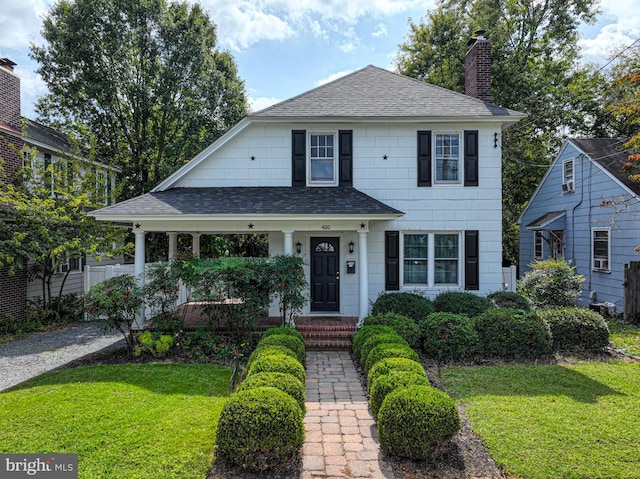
left=292, top=130, right=306, bottom=187
left=464, top=130, right=478, bottom=187
left=417, top=131, right=431, bottom=187
left=385, top=231, right=400, bottom=291
left=339, top=130, right=353, bottom=186
left=465, top=230, right=480, bottom=290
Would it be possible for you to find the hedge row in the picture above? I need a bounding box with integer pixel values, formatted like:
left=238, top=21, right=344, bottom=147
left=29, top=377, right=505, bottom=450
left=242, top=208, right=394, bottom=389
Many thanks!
left=353, top=325, right=461, bottom=460
left=370, top=292, right=610, bottom=362
left=216, top=327, right=305, bottom=471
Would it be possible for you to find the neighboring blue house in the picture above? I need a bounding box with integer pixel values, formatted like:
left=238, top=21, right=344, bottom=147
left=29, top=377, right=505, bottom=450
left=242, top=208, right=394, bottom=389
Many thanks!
left=518, top=138, right=639, bottom=313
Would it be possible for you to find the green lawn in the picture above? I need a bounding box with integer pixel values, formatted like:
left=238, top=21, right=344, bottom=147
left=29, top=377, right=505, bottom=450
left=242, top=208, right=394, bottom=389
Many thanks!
left=607, top=318, right=640, bottom=356
left=0, top=364, right=232, bottom=479
left=440, top=362, right=640, bottom=479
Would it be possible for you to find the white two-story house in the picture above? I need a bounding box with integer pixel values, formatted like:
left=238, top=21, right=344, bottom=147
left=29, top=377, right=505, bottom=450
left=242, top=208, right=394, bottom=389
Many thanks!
left=91, top=35, right=526, bottom=324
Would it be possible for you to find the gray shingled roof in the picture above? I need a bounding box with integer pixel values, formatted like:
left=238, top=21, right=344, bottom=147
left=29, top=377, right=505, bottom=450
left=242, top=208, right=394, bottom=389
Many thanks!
left=251, top=65, right=525, bottom=119
left=22, top=119, right=111, bottom=166
left=571, top=138, right=639, bottom=196
left=91, top=187, right=404, bottom=217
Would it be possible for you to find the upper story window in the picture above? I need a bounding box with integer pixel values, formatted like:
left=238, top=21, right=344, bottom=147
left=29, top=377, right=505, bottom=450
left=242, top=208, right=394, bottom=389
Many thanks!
left=562, top=159, right=575, bottom=193
left=435, top=133, right=460, bottom=183
left=592, top=228, right=610, bottom=272
left=308, top=133, right=337, bottom=185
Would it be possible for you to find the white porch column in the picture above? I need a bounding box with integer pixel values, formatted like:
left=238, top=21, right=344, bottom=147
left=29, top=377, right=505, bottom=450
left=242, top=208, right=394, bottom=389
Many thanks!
left=283, top=230, right=294, bottom=255
left=191, top=233, right=201, bottom=257
left=133, top=229, right=146, bottom=330
left=358, top=231, right=369, bottom=325
left=167, top=232, right=178, bottom=260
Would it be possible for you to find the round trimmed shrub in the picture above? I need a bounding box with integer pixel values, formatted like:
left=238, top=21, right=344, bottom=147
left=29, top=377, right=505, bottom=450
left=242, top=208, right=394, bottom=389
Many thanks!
left=370, top=371, right=429, bottom=418
left=353, top=325, right=396, bottom=358
left=364, top=343, right=419, bottom=374
left=371, top=291, right=435, bottom=322
left=257, top=334, right=306, bottom=366
left=359, top=333, right=407, bottom=365
left=367, top=357, right=427, bottom=393
left=487, top=291, right=530, bottom=310
left=421, top=312, right=479, bottom=362
left=262, top=326, right=304, bottom=342
left=362, top=313, right=421, bottom=349
left=475, top=308, right=553, bottom=360
left=216, top=387, right=305, bottom=471
left=378, top=385, right=461, bottom=460
left=246, top=345, right=297, bottom=370
left=246, top=353, right=306, bottom=383
left=433, top=291, right=491, bottom=317
left=238, top=372, right=306, bottom=412
left=538, top=307, right=610, bottom=352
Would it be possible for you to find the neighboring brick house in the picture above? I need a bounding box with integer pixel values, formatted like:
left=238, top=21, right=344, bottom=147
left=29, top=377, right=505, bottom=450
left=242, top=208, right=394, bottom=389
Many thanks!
left=0, top=58, right=28, bottom=322
left=0, top=58, right=118, bottom=321
left=92, top=33, right=527, bottom=326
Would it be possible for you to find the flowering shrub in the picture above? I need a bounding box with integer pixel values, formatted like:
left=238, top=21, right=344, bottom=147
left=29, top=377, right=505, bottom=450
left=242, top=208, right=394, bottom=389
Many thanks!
left=84, top=274, right=143, bottom=352
left=517, top=259, right=584, bottom=309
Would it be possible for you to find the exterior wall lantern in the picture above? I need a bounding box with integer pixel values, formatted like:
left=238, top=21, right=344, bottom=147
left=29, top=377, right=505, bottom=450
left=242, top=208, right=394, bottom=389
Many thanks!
left=348, top=241, right=355, bottom=254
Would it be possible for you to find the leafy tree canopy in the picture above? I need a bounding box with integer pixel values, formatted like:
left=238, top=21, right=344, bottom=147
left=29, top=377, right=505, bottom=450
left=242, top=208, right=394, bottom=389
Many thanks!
left=31, top=0, right=248, bottom=198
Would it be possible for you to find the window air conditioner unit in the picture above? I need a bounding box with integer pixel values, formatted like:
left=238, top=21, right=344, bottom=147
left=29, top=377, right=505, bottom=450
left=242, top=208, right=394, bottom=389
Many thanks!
left=594, top=258, right=608, bottom=270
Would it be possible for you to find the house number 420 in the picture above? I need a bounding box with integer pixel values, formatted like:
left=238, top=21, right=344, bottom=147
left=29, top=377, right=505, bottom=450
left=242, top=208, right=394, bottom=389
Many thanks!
left=322, top=225, right=331, bottom=230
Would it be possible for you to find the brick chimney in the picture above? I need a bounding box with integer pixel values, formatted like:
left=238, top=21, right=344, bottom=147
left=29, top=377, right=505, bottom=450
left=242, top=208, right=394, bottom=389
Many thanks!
left=0, top=58, right=21, bottom=131
left=465, top=30, right=492, bottom=102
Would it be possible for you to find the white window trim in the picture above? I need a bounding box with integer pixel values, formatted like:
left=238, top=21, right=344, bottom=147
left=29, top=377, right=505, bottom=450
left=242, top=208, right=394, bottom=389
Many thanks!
left=307, top=131, right=338, bottom=187
left=433, top=131, right=463, bottom=185
left=400, top=231, right=462, bottom=288
left=562, top=159, right=575, bottom=193
left=592, top=227, right=611, bottom=273
left=534, top=230, right=544, bottom=260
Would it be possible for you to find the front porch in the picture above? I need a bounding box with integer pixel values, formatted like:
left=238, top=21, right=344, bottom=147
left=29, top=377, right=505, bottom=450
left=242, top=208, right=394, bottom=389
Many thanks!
left=176, top=302, right=358, bottom=350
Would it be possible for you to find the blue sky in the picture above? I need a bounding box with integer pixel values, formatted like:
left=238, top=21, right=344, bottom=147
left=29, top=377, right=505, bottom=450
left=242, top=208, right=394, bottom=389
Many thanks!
left=1, top=0, right=639, bottom=120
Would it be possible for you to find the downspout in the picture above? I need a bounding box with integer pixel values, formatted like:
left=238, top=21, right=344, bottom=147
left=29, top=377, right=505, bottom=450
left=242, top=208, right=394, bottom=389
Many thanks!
left=570, top=154, right=588, bottom=301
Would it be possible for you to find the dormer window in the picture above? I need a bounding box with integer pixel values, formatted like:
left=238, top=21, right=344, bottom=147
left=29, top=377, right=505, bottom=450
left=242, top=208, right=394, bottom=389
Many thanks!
left=308, top=132, right=337, bottom=185
left=562, top=159, right=574, bottom=193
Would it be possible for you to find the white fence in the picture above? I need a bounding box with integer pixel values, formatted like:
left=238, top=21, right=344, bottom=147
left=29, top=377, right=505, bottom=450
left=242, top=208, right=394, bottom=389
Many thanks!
left=502, top=266, right=517, bottom=292
left=84, top=263, right=190, bottom=320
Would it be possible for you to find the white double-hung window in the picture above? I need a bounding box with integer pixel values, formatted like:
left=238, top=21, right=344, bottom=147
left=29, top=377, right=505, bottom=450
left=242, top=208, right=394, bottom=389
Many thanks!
left=435, top=133, right=460, bottom=183
left=592, top=228, right=610, bottom=272
left=403, top=232, right=460, bottom=287
left=308, top=133, right=337, bottom=185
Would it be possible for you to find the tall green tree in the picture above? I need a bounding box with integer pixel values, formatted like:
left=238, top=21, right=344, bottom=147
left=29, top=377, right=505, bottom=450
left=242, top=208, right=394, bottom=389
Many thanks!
left=31, top=0, right=248, bottom=198
left=396, top=0, right=602, bottom=265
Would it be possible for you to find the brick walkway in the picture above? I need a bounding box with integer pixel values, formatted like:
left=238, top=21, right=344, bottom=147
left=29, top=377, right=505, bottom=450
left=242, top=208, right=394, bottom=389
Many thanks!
left=303, top=351, right=395, bottom=479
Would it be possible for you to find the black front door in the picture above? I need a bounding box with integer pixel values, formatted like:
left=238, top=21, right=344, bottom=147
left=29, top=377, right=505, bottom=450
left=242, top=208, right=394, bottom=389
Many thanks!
left=310, top=237, right=340, bottom=312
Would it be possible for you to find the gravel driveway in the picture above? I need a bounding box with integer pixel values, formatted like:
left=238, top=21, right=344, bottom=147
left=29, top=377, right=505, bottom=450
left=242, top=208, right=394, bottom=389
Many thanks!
left=0, top=322, right=122, bottom=392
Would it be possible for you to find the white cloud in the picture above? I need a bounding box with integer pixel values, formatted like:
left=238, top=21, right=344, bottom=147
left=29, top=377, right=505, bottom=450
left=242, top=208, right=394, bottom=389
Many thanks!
left=372, top=23, right=389, bottom=38
left=579, top=0, right=640, bottom=62
left=203, top=0, right=430, bottom=50
left=248, top=96, right=282, bottom=112
left=315, top=69, right=356, bottom=87
left=0, top=0, right=48, bottom=49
